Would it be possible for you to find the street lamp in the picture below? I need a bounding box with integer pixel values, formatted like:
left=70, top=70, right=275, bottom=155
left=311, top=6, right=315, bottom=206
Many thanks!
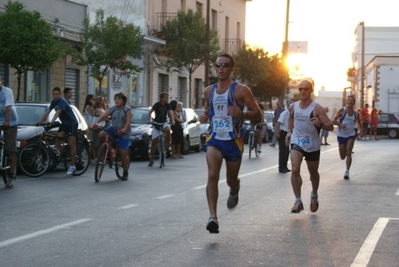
left=281, top=0, right=290, bottom=103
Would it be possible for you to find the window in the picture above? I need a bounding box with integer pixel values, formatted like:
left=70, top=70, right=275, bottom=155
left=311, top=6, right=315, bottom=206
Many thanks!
left=158, top=74, right=169, bottom=97
left=178, top=77, right=187, bottom=102
left=180, top=0, right=186, bottom=11
left=196, top=1, right=203, bottom=14
left=94, top=75, right=109, bottom=97
left=211, top=9, right=217, bottom=31
left=25, top=69, right=50, bottom=102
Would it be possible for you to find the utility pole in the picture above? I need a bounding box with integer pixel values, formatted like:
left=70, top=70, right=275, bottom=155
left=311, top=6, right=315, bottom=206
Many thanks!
left=360, top=21, right=365, bottom=108
left=204, top=0, right=210, bottom=88
left=281, top=0, right=290, bottom=104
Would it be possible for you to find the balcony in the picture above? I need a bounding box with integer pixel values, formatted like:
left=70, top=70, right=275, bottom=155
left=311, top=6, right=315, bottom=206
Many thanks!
left=156, top=12, right=178, bottom=38
left=224, top=39, right=243, bottom=56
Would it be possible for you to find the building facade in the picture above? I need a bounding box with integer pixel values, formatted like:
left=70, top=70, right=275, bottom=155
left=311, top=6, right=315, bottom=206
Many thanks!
left=1, top=0, right=250, bottom=110
left=351, top=25, right=399, bottom=111
left=0, top=0, right=88, bottom=109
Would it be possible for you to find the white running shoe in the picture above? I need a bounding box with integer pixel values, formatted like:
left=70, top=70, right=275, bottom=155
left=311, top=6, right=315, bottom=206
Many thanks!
left=344, top=170, right=349, bottom=180
left=257, top=146, right=262, bottom=152
left=66, top=166, right=76, bottom=176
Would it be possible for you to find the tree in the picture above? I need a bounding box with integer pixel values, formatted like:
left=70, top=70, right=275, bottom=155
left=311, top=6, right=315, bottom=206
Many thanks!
left=0, top=0, right=65, bottom=101
left=256, top=54, right=290, bottom=104
left=70, top=9, right=144, bottom=92
left=160, top=9, right=220, bottom=106
left=235, top=46, right=289, bottom=104
left=234, top=45, right=271, bottom=87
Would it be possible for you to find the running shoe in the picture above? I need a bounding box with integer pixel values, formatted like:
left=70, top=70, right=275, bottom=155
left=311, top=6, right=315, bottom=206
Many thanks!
left=344, top=170, right=350, bottom=180
left=5, top=178, right=15, bottom=189
left=227, top=185, right=240, bottom=209
left=206, top=216, right=219, bottom=234
left=66, top=166, right=76, bottom=176
left=291, top=200, right=304, bottom=213
left=310, top=194, right=319, bottom=212
left=148, top=161, right=154, bottom=167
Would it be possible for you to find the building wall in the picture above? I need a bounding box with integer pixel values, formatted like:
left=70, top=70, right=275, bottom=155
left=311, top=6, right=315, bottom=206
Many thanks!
left=146, top=0, right=248, bottom=108
left=352, top=26, right=399, bottom=107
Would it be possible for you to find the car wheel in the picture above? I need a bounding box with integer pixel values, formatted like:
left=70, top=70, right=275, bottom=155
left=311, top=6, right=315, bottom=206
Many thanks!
left=388, top=129, right=398, bottom=139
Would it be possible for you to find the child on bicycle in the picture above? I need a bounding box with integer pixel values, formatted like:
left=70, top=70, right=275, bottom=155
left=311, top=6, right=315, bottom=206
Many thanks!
left=92, top=92, right=132, bottom=180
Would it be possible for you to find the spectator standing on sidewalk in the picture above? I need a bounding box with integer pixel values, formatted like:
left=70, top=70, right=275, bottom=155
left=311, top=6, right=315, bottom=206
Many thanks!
left=332, top=94, right=362, bottom=180
left=361, top=103, right=370, bottom=140
left=369, top=107, right=379, bottom=140
left=64, top=87, right=73, bottom=104
left=276, top=107, right=291, bottom=173
left=285, top=79, right=334, bottom=213
left=319, top=107, right=330, bottom=145
left=270, top=101, right=284, bottom=147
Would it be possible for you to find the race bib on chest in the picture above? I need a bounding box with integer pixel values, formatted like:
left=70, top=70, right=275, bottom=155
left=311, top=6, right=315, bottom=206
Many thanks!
left=212, top=115, right=233, bottom=133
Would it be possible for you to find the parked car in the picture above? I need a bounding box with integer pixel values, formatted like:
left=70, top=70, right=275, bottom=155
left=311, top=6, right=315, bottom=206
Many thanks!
left=264, top=111, right=274, bottom=142
left=181, top=108, right=201, bottom=153
left=194, top=109, right=210, bottom=146
left=129, top=107, right=152, bottom=160
left=376, top=112, right=399, bottom=138
left=14, top=102, right=90, bottom=151
left=129, top=107, right=202, bottom=160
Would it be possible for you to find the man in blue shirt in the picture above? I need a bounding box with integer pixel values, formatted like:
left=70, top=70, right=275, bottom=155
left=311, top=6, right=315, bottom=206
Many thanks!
left=0, top=77, right=19, bottom=188
left=38, top=87, right=78, bottom=175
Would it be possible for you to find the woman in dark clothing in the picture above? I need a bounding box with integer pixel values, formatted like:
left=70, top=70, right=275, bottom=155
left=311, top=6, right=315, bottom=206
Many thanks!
left=170, top=100, right=184, bottom=158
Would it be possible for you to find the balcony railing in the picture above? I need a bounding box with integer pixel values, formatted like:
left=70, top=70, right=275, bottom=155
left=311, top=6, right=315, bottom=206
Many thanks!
left=224, top=39, right=243, bottom=56
left=156, top=12, right=178, bottom=38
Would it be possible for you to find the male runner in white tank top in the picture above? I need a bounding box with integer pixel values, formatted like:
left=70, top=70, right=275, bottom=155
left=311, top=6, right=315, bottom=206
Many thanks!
left=285, top=79, right=334, bottom=213
left=200, top=53, right=261, bottom=233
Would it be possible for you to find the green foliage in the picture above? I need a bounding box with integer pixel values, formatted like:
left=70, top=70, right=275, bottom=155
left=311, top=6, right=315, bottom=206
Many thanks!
left=234, top=45, right=271, bottom=87
left=70, top=9, right=144, bottom=90
left=235, top=45, right=289, bottom=101
left=160, top=9, right=220, bottom=75
left=0, top=0, right=65, bottom=100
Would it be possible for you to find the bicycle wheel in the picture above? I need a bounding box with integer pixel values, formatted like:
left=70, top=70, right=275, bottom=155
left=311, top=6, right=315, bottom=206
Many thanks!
left=158, top=135, right=165, bottom=168
left=74, top=143, right=90, bottom=176
left=2, top=148, right=7, bottom=184
left=18, top=143, right=50, bottom=177
left=248, top=132, right=253, bottom=159
left=114, top=147, right=124, bottom=179
left=95, top=144, right=108, bottom=182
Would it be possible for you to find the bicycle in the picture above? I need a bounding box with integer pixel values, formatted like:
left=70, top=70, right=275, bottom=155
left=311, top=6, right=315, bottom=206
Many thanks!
left=0, top=126, right=12, bottom=186
left=248, top=123, right=260, bottom=159
left=152, top=122, right=166, bottom=168
left=18, top=122, right=90, bottom=177
left=94, top=132, right=124, bottom=182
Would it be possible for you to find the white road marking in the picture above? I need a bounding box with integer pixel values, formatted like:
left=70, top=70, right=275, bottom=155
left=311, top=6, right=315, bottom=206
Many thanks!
left=118, top=204, right=139, bottom=210
left=351, top=217, right=399, bottom=267
left=396, top=188, right=399, bottom=195
left=155, top=194, right=175, bottom=199
left=0, top=218, right=92, bottom=249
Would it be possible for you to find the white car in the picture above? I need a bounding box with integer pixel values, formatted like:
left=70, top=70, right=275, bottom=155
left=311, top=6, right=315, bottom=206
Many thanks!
left=181, top=108, right=201, bottom=154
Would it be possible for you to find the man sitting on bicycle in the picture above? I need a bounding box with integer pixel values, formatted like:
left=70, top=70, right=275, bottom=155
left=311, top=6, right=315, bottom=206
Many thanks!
left=147, top=92, right=175, bottom=167
left=0, top=77, right=19, bottom=188
left=38, top=87, right=78, bottom=176
left=92, top=92, right=132, bottom=180
left=250, top=97, right=265, bottom=152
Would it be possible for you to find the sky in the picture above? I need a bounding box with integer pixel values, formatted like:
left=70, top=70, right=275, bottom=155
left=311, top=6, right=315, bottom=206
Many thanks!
left=245, top=0, right=399, bottom=93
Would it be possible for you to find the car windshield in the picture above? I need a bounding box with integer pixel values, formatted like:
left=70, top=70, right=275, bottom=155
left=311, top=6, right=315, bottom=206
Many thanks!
left=14, top=105, right=47, bottom=126
left=131, top=108, right=150, bottom=124
left=264, top=112, right=273, bottom=122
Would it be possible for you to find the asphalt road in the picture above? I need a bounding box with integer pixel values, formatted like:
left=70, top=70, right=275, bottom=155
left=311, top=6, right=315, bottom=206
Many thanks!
left=1, top=132, right=398, bottom=267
